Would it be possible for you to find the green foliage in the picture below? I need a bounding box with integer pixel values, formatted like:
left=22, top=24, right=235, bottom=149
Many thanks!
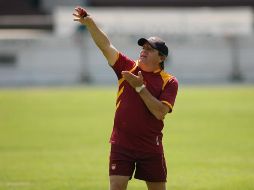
left=0, top=86, right=254, bottom=190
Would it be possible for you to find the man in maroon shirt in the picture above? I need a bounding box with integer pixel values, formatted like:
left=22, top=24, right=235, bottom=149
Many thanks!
left=73, top=7, right=178, bottom=190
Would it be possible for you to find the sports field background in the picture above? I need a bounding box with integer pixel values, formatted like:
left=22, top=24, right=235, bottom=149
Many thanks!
left=0, top=85, right=254, bottom=190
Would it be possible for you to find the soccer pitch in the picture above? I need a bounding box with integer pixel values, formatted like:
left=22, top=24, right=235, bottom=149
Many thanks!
left=0, top=85, right=254, bottom=190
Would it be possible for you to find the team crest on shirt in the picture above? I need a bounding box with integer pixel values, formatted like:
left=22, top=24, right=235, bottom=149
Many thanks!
left=111, top=164, right=117, bottom=170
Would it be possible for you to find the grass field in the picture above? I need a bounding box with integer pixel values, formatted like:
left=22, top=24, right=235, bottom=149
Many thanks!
left=0, top=85, right=254, bottom=190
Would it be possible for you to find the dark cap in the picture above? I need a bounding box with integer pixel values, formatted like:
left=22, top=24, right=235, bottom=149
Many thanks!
left=138, top=36, right=168, bottom=57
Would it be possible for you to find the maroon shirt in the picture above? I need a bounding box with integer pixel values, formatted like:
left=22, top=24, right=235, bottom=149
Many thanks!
left=110, top=53, right=178, bottom=153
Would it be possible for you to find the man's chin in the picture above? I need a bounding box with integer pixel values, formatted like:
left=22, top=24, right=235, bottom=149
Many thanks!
left=138, top=58, right=147, bottom=64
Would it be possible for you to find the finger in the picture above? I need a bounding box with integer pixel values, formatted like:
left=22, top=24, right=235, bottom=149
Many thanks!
left=75, top=7, right=84, bottom=15
left=138, top=71, right=143, bottom=80
left=121, top=71, right=128, bottom=78
left=75, top=8, right=80, bottom=14
left=121, top=71, right=129, bottom=77
left=129, top=72, right=138, bottom=78
left=123, top=71, right=137, bottom=77
left=75, top=7, right=81, bottom=12
left=73, top=13, right=80, bottom=17
left=122, top=72, right=131, bottom=80
left=77, top=7, right=84, bottom=14
left=121, top=72, right=132, bottom=81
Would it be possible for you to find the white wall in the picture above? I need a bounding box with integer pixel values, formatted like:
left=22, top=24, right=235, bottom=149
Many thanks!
left=0, top=36, right=85, bottom=86
left=0, top=33, right=253, bottom=86
left=83, top=34, right=254, bottom=84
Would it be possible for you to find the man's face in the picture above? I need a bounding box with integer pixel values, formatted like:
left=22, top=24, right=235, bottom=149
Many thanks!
left=139, top=43, right=163, bottom=71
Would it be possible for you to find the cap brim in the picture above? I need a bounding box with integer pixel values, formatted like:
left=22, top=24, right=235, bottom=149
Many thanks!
left=138, top=37, right=168, bottom=57
left=138, top=38, right=148, bottom=46
left=138, top=38, right=157, bottom=50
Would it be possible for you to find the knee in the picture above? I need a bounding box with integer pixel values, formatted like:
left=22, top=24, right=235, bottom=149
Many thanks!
left=110, top=176, right=129, bottom=190
left=110, top=182, right=124, bottom=190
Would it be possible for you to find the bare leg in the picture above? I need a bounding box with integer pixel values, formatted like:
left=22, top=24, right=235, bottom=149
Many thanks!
left=146, top=181, right=166, bottom=190
left=110, top=175, right=130, bottom=190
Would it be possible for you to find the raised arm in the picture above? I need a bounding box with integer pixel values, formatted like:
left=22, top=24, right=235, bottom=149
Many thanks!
left=73, top=7, right=119, bottom=66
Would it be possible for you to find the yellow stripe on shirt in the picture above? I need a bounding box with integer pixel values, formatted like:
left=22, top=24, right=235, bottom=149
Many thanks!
left=161, top=100, right=173, bottom=111
left=117, top=86, right=124, bottom=101
left=129, top=61, right=138, bottom=73
left=116, top=100, right=121, bottom=109
left=160, top=70, right=173, bottom=90
left=118, top=78, right=124, bottom=86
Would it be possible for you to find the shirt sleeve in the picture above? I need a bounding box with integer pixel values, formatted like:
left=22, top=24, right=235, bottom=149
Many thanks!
left=111, top=53, right=136, bottom=79
left=159, top=77, right=178, bottom=113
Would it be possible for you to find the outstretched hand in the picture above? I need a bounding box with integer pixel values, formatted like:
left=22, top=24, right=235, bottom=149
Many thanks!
left=122, top=71, right=144, bottom=88
left=73, top=6, right=90, bottom=24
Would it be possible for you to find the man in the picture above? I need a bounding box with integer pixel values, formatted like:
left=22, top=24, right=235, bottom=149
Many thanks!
left=73, top=7, right=178, bottom=190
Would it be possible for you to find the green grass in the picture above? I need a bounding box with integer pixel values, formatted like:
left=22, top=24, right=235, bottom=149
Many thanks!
left=0, top=85, right=254, bottom=190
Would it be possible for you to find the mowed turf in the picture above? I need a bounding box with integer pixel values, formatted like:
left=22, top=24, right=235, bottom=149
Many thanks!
left=0, top=86, right=254, bottom=190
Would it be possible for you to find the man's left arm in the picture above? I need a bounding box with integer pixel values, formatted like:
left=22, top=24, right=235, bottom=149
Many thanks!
left=122, top=71, right=171, bottom=120
left=139, top=88, right=170, bottom=120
